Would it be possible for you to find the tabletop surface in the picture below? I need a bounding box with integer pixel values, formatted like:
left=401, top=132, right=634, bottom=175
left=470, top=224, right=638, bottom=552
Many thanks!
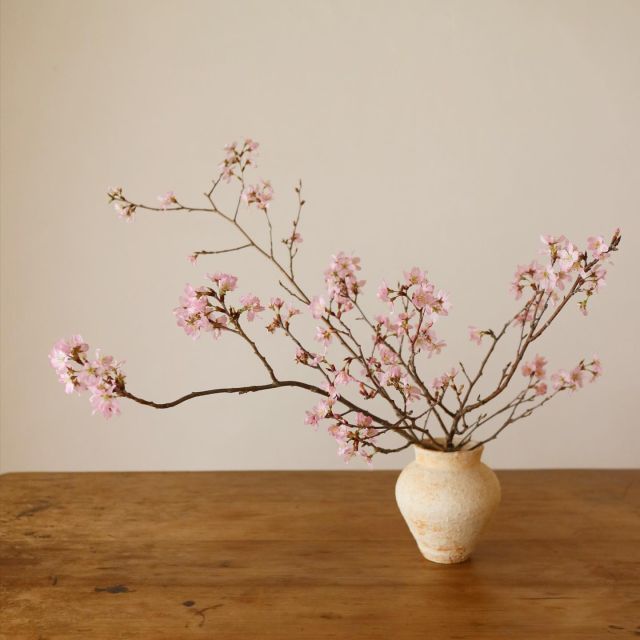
left=0, top=470, right=638, bottom=639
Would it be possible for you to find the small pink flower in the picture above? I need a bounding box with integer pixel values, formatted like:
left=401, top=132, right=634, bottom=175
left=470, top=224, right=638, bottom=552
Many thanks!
left=324, top=253, right=364, bottom=313
left=403, top=384, right=421, bottom=402
left=412, top=285, right=433, bottom=311
left=49, top=344, right=71, bottom=372
left=89, top=388, right=121, bottom=419
left=468, top=326, right=483, bottom=346
left=157, top=191, right=177, bottom=209
left=114, top=202, right=135, bottom=222
left=379, top=365, right=405, bottom=386
left=570, top=366, right=586, bottom=389
left=557, top=244, right=580, bottom=272
left=536, top=264, right=557, bottom=293
left=521, top=354, right=547, bottom=379
left=283, top=304, right=300, bottom=321
left=304, top=401, right=330, bottom=428
left=551, top=369, right=572, bottom=390
left=322, top=382, right=339, bottom=399
left=208, top=272, right=238, bottom=294
left=334, top=370, right=352, bottom=386
left=431, top=290, right=451, bottom=316
left=356, top=412, right=373, bottom=428
left=243, top=180, right=274, bottom=212
left=404, top=267, right=427, bottom=286
left=540, top=234, right=568, bottom=259
left=315, top=326, right=333, bottom=347
left=308, top=296, right=326, bottom=320
left=376, top=281, right=390, bottom=304
left=534, top=382, right=547, bottom=396
left=587, top=235, right=608, bottom=259
left=240, top=294, right=264, bottom=321
left=377, top=345, right=398, bottom=366
left=187, top=253, right=198, bottom=265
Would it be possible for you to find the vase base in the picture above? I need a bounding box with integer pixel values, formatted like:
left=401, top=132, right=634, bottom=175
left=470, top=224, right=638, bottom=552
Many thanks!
left=418, top=543, right=471, bottom=564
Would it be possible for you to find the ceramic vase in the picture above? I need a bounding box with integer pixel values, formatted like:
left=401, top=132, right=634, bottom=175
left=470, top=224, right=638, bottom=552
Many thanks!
left=395, top=441, right=501, bottom=564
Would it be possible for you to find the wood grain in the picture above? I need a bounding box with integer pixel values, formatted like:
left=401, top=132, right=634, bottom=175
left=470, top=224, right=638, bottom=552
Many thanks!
left=1, top=470, right=638, bottom=639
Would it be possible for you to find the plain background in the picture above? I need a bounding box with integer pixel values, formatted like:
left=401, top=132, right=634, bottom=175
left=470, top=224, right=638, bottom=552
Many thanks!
left=1, top=0, right=638, bottom=472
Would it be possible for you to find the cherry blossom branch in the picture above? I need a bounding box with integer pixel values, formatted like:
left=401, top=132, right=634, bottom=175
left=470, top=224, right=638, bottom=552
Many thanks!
left=50, top=141, right=621, bottom=464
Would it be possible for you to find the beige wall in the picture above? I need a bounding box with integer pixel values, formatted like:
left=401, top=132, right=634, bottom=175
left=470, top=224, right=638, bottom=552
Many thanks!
left=1, top=0, right=638, bottom=472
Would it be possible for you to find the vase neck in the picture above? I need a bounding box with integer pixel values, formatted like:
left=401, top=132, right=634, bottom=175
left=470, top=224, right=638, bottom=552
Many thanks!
left=413, top=442, right=484, bottom=470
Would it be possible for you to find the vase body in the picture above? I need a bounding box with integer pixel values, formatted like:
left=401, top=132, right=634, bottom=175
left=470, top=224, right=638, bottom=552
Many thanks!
left=395, top=443, right=501, bottom=564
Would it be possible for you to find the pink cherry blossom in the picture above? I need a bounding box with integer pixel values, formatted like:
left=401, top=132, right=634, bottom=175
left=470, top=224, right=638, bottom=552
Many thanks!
left=324, top=252, right=364, bottom=313
left=589, top=356, right=602, bottom=380
left=334, top=370, right=352, bottom=386
left=431, top=290, right=451, bottom=316
left=309, top=296, right=326, bottom=320
left=468, top=326, right=483, bottom=346
left=243, top=180, right=274, bottom=212
left=540, top=235, right=568, bottom=260
left=536, top=264, right=557, bottom=293
left=570, top=366, right=586, bottom=389
left=187, top=253, right=198, bottom=265
left=377, top=345, right=398, bottom=366
left=114, top=202, right=135, bottom=222
left=282, top=304, right=300, bottom=322
left=521, top=354, right=547, bottom=379
left=534, top=382, right=548, bottom=396
left=376, top=281, right=391, bottom=304
left=510, top=261, right=542, bottom=300
left=174, top=285, right=228, bottom=339
left=404, top=267, right=427, bottom=286
left=356, top=412, right=373, bottom=428
left=240, top=294, right=264, bottom=321
left=551, top=369, right=573, bottom=391
left=208, top=272, right=238, bottom=295
left=304, top=400, right=331, bottom=428
left=219, top=139, right=260, bottom=182
left=587, top=235, right=608, bottom=259
left=157, top=191, right=177, bottom=209
left=403, top=384, right=421, bottom=402
left=315, top=326, right=333, bottom=347
left=379, top=365, right=406, bottom=386
left=322, top=382, right=339, bottom=399
left=89, top=387, right=121, bottom=419
left=412, top=284, right=434, bottom=311
left=50, top=337, right=125, bottom=418
left=557, top=244, right=580, bottom=273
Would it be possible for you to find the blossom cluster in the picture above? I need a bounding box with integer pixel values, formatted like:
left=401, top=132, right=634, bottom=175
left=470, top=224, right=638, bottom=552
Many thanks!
left=242, top=180, right=274, bottom=212
left=173, top=273, right=266, bottom=339
left=49, top=336, right=125, bottom=418
left=108, top=187, right=136, bottom=222
left=219, top=139, right=259, bottom=182
left=305, top=393, right=377, bottom=464
left=550, top=357, right=602, bottom=391
left=510, top=232, right=617, bottom=315
left=324, top=252, right=365, bottom=314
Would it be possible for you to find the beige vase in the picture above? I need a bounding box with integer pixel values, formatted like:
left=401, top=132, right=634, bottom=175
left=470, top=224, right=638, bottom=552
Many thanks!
left=395, top=441, right=501, bottom=564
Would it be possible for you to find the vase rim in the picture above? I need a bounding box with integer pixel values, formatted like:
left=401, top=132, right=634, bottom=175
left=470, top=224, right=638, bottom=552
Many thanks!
left=415, top=437, right=482, bottom=454
left=412, top=438, right=484, bottom=468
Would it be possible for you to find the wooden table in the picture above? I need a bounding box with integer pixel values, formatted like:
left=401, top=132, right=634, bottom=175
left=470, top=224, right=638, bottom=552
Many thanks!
left=0, top=470, right=638, bottom=639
